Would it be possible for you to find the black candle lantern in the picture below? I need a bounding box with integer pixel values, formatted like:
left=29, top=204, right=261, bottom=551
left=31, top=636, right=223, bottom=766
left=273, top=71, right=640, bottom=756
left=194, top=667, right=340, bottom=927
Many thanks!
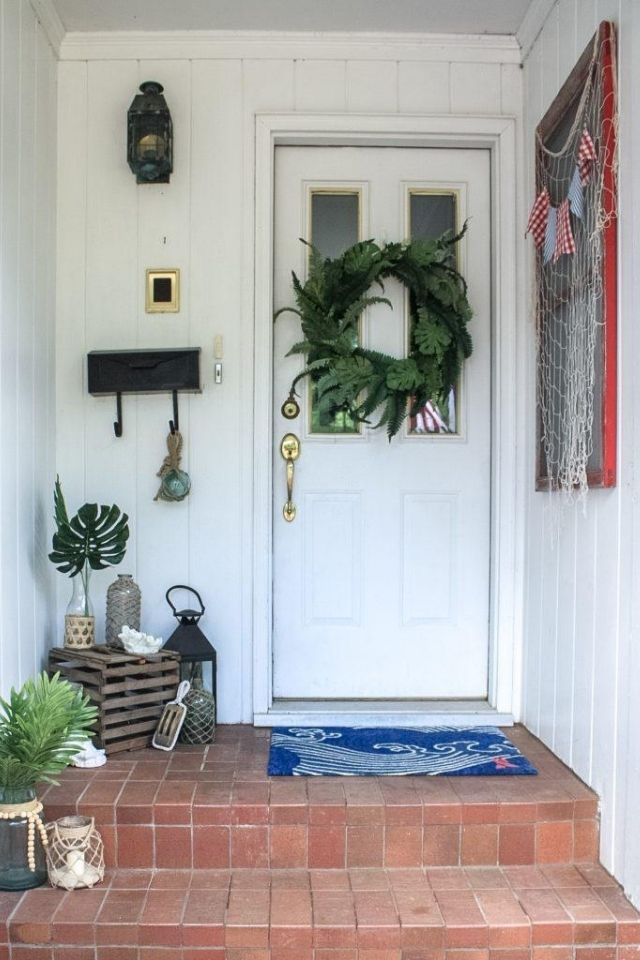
left=127, top=81, right=173, bottom=184
left=162, top=586, right=217, bottom=741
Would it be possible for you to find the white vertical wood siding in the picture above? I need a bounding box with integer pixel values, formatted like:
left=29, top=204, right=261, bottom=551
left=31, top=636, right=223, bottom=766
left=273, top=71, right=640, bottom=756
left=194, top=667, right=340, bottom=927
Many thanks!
left=522, top=0, right=640, bottom=907
left=0, top=0, right=57, bottom=696
left=55, top=43, right=522, bottom=725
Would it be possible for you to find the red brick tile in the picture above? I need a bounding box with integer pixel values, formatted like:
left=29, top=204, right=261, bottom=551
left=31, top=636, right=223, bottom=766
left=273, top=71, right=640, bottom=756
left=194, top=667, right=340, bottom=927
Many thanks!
left=310, top=804, right=347, bottom=828
left=115, top=824, right=154, bottom=867
left=192, top=826, right=230, bottom=868
left=53, top=948, right=95, bottom=960
left=531, top=948, right=573, bottom=960
left=499, top=824, right=535, bottom=866
left=225, top=888, right=270, bottom=948
left=183, top=948, right=225, bottom=958
left=499, top=803, right=537, bottom=823
left=270, top=803, right=308, bottom=824
left=461, top=825, right=498, bottom=866
left=436, top=890, right=488, bottom=948
left=346, top=803, right=385, bottom=827
left=52, top=888, right=107, bottom=943
left=574, top=819, right=599, bottom=861
left=516, top=889, right=573, bottom=945
left=230, top=826, right=269, bottom=868
left=423, top=803, right=462, bottom=825
left=155, top=826, right=192, bottom=868
left=9, top=888, right=63, bottom=944
left=11, top=948, right=53, bottom=959
left=310, top=952, right=357, bottom=960
left=466, top=867, right=510, bottom=889
left=182, top=889, right=227, bottom=947
left=537, top=801, right=574, bottom=822
left=308, top=825, right=346, bottom=868
left=535, top=822, right=574, bottom=864
left=462, top=804, right=499, bottom=824
left=270, top=888, right=312, bottom=949
left=310, top=869, right=351, bottom=891
left=270, top=825, right=308, bottom=868
left=189, top=868, right=231, bottom=889
left=424, top=825, right=460, bottom=866
left=394, top=888, right=443, bottom=947
left=346, top=826, right=384, bottom=867
left=385, top=825, right=423, bottom=868
left=475, top=889, right=531, bottom=948
left=384, top=803, right=422, bottom=826
left=109, top=868, right=153, bottom=888
left=139, top=888, right=187, bottom=946
left=312, top=891, right=357, bottom=948
left=96, top=888, right=147, bottom=945
left=115, top=780, right=159, bottom=823
left=100, top=826, right=118, bottom=868
left=575, top=950, right=616, bottom=960
left=96, top=943, right=137, bottom=958
left=444, top=952, right=487, bottom=960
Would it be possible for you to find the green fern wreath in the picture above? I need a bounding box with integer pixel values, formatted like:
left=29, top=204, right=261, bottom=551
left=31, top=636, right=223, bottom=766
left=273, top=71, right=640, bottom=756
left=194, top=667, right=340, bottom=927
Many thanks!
left=275, top=226, right=474, bottom=439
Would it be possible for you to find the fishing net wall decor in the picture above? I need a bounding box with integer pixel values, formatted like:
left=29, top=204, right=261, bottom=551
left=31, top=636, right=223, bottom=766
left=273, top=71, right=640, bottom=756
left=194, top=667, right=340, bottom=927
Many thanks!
left=528, top=21, right=617, bottom=497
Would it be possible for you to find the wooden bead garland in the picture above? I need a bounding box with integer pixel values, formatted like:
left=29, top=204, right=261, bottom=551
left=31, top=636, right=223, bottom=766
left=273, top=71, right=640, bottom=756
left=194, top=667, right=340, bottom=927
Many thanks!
left=0, top=798, right=48, bottom=871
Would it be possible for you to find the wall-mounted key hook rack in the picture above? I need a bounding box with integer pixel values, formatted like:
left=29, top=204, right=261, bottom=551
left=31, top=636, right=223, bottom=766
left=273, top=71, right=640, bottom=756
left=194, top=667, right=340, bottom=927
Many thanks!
left=88, top=348, right=201, bottom=438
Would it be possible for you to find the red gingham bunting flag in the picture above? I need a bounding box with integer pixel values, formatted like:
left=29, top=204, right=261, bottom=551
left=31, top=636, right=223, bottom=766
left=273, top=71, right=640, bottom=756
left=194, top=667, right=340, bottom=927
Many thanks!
left=578, top=128, right=597, bottom=185
left=553, top=198, right=576, bottom=262
left=526, top=188, right=550, bottom=248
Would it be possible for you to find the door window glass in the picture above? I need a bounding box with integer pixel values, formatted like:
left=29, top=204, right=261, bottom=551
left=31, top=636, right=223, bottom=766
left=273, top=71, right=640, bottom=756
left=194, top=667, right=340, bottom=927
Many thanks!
left=408, top=191, right=460, bottom=436
left=309, top=191, right=361, bottom=435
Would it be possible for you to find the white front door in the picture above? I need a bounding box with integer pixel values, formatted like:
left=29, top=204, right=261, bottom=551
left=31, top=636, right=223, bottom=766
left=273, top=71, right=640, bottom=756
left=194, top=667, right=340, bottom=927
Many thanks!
left=272, top=145, right=491, bottom=701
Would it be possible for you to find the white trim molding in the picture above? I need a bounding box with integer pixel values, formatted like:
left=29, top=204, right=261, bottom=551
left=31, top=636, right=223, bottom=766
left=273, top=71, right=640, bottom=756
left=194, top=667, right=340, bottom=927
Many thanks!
left=29, top=0, right=65, bottom=55
left=517, top=0, right=557, bottom=61
left=58, top=29, right=521, bottom=63
left=251, top=112, right=524, bottom=726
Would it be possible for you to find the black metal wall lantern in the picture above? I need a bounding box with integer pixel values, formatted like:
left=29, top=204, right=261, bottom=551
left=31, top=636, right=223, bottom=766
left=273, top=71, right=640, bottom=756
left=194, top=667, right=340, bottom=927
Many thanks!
left=127, top=81, right=173, bottom=184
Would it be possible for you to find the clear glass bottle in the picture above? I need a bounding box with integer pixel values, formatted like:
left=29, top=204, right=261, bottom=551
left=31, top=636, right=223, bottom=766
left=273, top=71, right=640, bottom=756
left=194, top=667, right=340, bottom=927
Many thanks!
left=64, top=563, right=95, bottom=648
left=0, top=787, right=47, bottom=891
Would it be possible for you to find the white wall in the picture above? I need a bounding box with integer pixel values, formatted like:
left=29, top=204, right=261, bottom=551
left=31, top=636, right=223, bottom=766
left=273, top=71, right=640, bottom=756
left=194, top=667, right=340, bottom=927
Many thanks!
left=55, top=34, right=522, bottom=723
left=521, top=0, right=640, bottom=905
left=0, top=0, right=57, bottom=696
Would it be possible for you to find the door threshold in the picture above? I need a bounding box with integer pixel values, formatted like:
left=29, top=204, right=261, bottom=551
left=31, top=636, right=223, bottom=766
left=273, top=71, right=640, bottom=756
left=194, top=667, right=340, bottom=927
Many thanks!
left=254, top=699, right=514, bottom=728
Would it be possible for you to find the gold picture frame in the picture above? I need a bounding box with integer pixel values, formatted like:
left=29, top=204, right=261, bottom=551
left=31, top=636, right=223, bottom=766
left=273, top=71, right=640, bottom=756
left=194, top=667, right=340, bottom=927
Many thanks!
left=146, top=268, right=180, bottom=313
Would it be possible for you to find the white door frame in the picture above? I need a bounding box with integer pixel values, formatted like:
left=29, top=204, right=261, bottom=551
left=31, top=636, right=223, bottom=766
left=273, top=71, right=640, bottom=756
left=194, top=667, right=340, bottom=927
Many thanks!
left=252, top=113, right=522, bottom=726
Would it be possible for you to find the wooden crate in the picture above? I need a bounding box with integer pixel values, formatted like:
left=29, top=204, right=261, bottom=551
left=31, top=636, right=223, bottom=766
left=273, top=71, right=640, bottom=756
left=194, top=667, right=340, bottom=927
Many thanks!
left=48, top=645, right=181, bottom=754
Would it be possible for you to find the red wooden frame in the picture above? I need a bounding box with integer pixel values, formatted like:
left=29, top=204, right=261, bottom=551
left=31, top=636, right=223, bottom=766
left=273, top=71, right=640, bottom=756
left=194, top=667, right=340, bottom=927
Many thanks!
left=535, top=21, right=617, bottom=490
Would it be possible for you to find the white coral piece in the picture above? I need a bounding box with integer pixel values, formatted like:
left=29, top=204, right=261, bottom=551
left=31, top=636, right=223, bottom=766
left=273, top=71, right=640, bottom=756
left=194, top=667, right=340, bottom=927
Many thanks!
left=118, top=624, right=163, bottom=655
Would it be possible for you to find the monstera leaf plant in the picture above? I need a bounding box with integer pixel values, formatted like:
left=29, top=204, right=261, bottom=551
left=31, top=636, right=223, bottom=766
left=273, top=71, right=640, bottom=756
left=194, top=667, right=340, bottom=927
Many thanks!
left=48, top=477, right=130, bottom=615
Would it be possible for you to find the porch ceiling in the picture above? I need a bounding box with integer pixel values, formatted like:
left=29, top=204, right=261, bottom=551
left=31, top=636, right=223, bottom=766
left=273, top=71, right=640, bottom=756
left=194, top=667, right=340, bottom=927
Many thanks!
left=51, top=0, right=533, bottom=36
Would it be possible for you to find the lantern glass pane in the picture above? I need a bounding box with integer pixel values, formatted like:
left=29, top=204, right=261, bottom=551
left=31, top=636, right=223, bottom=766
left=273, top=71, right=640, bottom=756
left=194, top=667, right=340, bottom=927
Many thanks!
left=137, top=132, right=165, bottom=160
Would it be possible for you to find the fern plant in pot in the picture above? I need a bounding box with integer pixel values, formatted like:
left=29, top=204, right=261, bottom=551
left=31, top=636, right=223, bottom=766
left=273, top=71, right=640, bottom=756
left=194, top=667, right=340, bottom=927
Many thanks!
left=48, top=478, right=129, bottom=649
left=0, top=672, right=97, bottom=890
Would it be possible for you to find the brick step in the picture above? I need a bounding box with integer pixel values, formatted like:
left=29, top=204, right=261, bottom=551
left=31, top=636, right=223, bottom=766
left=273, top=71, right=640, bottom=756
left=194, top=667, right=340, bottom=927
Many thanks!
left=39, top=727, right=600, bottom=869
left=2, top=865, right=639, bottom=959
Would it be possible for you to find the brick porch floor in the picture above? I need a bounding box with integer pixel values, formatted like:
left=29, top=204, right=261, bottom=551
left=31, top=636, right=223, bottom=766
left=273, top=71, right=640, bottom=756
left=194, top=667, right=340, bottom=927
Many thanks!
left=1, top=725, right=638, bottom=959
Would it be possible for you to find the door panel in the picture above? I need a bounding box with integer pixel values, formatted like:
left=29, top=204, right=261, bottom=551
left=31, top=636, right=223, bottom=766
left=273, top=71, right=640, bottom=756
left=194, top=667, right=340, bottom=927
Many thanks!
left=272, top=145, right=491, bottom=700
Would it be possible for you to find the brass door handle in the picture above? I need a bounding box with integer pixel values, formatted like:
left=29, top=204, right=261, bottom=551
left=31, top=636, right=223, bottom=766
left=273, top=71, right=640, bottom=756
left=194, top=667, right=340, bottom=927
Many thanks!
left=280, top=433, right=300, bottom=522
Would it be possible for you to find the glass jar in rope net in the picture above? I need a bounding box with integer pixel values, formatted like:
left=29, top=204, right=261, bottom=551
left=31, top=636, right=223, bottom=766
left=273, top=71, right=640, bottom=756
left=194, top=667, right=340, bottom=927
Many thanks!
left=180, top=664, right=216, bottom=744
